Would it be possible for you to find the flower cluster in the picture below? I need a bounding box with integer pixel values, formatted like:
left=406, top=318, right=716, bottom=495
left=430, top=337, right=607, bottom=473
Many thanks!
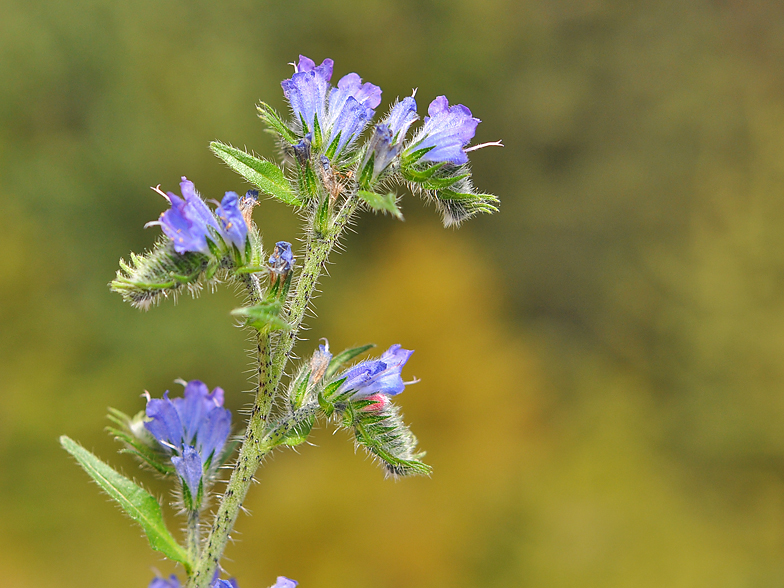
left=144, top=380, right=232, bottom=503
left=147, top=177, right=250, bottom=255
left=281, top=55, right=483, bottom=172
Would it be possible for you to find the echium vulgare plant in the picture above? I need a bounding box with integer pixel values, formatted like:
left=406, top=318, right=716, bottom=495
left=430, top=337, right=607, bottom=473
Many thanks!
left=60, top=55, right=500, bottom=588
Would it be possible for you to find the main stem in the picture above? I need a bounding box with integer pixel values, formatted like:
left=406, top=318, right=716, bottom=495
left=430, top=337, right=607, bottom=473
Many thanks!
left=186, top=195, right=359, bottom=588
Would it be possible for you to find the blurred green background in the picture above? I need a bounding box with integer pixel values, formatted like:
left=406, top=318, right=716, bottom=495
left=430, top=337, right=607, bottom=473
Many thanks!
left=3, top=0, right=784, bottom=586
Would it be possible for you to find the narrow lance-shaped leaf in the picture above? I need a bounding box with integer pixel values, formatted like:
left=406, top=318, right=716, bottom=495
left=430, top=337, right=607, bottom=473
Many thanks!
left=59, top=436, right=191, bottom=569
left=210, top=141, right=303, bottom=207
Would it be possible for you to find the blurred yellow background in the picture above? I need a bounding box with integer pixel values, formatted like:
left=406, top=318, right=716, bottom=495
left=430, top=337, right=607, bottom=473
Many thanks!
left=3, top=0, right=784, bottom=586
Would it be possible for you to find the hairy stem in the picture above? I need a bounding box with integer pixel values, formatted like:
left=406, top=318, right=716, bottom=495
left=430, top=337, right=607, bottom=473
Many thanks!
left=187, top=509, right=200, bottom=564
left=187, top=195, right=359, bottom=588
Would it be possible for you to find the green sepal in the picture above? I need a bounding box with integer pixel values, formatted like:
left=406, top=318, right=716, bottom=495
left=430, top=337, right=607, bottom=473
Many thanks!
left=315, top=196, right=331, bottom=236
left=400, top=161, right=445, bottom=183
left=210, top=141, right=302, bottom=207
left=297, top=161, right=319, bottom=201
left=231, top=300, right=291, bottom=332
left=325, top=344, right=375, bottom=379
left=281, top=415, right=315, bottom=447
left=400, top=145, right=436, bottom=166
left=435, top=189, right=500, bottom=226
left=419, top=173, right=469, bottom=190
left=318, top=391, right=335, bottom=417
left=257, top=102, right=299, bottom=144
left=106, top=425, right=173, bottom=475
left=111, top=239, right=210, bottom=310
left=339, top=399, right=431, bottom=478
left=357, top=190, right=403, bottom=219
left=180, top=476, right=204, bottom=512
left=324, top=131, right=341, bottom=160
left=312, top=115, right=323, bottom=148
left=358, top=154, right=374, bottom=189
left=59, top=436, right=191, bottom=569
left=288, top=366, right=312, bottom=410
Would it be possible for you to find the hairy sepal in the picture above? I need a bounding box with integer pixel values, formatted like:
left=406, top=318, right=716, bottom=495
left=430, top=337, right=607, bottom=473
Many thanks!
left=111, top=238, right=212, bottom=310
left=339, top=399, right=431, bottom=478
left=257, top=102, right=299, bottom=144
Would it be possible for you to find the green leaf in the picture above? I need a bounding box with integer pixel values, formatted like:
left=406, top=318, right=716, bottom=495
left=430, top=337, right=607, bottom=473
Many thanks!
left=325, top=344, right=375, bottom=379
left=357, top=190, right=403, bottom=219
left=59, top=436, right=190, bottom=569
left=210, top=142, right=302, bottom=207
left=256, top=102, right=298, bottom=144
left=231, top=300, right=291, bottom=332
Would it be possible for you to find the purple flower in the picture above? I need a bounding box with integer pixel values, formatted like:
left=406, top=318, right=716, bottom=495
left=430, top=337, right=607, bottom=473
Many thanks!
left=215, top=191, right=248, bottom=251
left=269, top=241, right=294, bottom=276
left=281, top=56, right=334, bottom=134
left=149, top=576, right=240, bottom=588
left=145, top=381, right=232, bottom=500
left=406, top=96, right=480, bottom=165
left=270, top=577, right=298, bottom=588
left=338, top=344, right=414, bottom=399
left=282, top=55, right=382, bottom=158
left=149, top=178, right=249, bottom=255
left=151, top=177, right=221, bottom=254
left=326, top=73, right=382, bottom=156
left=386, top=96, right=419, bottom=141
left=149, top=575, right=181, bottom=588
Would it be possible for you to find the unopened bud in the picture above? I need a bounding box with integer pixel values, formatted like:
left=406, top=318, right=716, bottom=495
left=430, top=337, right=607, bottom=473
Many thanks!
left=268, top=241, right=294, bottom=284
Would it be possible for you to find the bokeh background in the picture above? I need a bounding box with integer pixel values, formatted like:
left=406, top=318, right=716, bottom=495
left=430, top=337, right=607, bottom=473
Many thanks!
left=3, top=0, right=784, bottom=586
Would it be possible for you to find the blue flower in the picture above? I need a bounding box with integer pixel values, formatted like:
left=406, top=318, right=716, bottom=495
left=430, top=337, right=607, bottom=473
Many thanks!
left=337, top=344, right=414, bottom=399
left=149, top=575, right=180, bottom=588
left=144, top=381, right=232, bottom=500
left=149, top=178, right=249, bottom=255
left=406, top=96, right=480, bottom=165
left=270, top=578, right=297, bottom=588
left=281, top=55, right=334, bottom=134
left=148, top=576, right=240, bottom=588
left=215, top=191, right=248, bottom=251
left=269, top=241, right=294, bottom=276
left=326, top=72, right=382, bottom=156
left=386, top=96, right=419, bottom=141
left=150, top=177, right=221, bottom=254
